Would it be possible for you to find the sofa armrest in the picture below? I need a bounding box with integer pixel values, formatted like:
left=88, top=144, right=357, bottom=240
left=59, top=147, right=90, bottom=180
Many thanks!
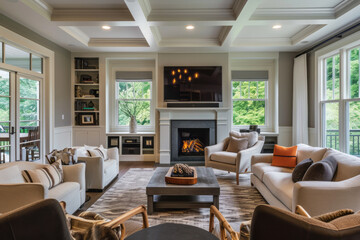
left=0, top=183, right=46, bottom=213
left=107, top=147, right=119, bottom=162
left=292, top=175, right=360, bottom=216
left=236, top=140, right=265, bottom=172
left=251, top=153, right=273, bottom=167
left=63, top=163, right=86, bottom=192
left=205, top=141, right=226, bottom=166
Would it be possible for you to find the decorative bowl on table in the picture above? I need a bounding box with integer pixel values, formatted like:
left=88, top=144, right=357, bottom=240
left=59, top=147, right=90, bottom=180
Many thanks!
left=165, top=163, right=197, bottom=185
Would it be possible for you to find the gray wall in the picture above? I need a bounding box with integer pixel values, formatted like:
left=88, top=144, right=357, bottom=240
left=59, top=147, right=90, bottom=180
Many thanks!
left=307, top=53, right=316, bottom=128
left=0, top=13, right=71, bottom=127
left=278, top=52, right=297, bottom=127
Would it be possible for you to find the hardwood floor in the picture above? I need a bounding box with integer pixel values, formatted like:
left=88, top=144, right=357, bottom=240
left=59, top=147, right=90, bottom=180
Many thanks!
left=77, top=161, right=155, bottom=213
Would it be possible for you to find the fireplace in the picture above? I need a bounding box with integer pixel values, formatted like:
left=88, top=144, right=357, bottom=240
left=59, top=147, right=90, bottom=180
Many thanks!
left=171, top=120, right=216, bottom=162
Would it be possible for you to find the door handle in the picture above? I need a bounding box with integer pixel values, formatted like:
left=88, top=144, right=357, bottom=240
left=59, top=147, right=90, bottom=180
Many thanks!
left=10, top=127, right=15, bottom=135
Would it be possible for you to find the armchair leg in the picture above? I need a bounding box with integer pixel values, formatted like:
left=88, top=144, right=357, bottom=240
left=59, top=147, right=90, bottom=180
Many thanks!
left=236, top=172, right=239, bottom=185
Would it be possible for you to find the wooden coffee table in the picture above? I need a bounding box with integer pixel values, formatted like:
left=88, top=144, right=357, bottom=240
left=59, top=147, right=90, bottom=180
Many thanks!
left=146, top=167, right=220, bottom=214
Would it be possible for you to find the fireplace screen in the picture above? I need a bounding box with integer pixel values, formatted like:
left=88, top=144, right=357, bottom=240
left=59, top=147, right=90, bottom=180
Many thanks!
left=178, top=128, right=208, bottom=156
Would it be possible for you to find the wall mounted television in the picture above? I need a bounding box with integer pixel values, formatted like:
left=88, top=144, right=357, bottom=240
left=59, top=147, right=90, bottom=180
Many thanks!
left=164, top=66, right=222, bottom=102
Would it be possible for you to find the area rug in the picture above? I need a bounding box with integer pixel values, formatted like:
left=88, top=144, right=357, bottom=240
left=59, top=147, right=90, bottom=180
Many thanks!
left=88, top=168, right=267, bottom=230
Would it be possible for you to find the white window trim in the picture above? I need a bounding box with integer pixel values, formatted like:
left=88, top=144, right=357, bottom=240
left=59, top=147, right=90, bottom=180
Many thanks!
left=0, top=26, right=54, bottom=163
left=315, top=31, right=360, bottom=152
left=109, top=66, right=155, bottom=133
left=230, top=59, right=278, bottom=133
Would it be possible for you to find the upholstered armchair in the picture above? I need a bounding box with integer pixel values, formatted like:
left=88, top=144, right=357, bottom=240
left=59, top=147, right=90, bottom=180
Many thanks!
left=205, top=131, right=264, bottom=185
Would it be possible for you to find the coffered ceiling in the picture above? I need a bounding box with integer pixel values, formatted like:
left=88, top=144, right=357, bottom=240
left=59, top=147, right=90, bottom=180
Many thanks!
left=0, top=0, right=360, bottom=53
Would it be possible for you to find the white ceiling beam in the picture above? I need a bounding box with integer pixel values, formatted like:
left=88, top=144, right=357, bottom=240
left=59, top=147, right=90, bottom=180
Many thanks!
left=51, top=9, right=134, bottom=22
left=251, top=8, right=335, bottom=21
left=159, top=39, right=220, bottom=48
left=291, top=25, right=326, bottom=45
left=51, top=21, right=138, bottom=27
left=59, top=26, right=89, bottom=46
left=147, top=9, right=235, bottom=22
left=147, top=21, right=235, bottom=27
left=335, top=0, right=360, bottom=18
left=232, top=38, right=292, bottom=47
left=88, top=38, right=149, bottom=47
left=246, top=19, right=335, bottom=25
left=124, top=0, right=157, bottom=49
left=21, top=0, right=52, bottom=20
left=221, top=0, right=262, bottom=47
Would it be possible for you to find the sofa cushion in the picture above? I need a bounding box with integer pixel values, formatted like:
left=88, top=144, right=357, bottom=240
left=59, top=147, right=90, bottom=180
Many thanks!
left=292, top=158, right=313, bottom=183
left=210, top=151, right=237, bottom=165
left=272, top=145, right=298, bottom=168
left=226, top=137, right=248, bottom=153
left=263, top=172, right=294, bottom=209
left=252, top=163, right=293, bottom=181
left=48, top=182, right=80, bottom=201
left=229, top=131, right=258, bottom=148
left=76, top=147, right=89, bottom=158
left=323, top=149, right=360, bottom=181
left=22, top=168, right=53, bottom=190
left=302, top=155, right=338, bottom=181
left=296, top=144, right=327, bottom=164
left=0, top=166, right=25, bottom=184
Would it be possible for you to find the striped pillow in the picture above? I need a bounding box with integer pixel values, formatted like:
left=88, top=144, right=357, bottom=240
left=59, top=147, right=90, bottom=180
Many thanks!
left=87, top=145, right=108, bottom=160
left=22, top=160, right=63, bottom=189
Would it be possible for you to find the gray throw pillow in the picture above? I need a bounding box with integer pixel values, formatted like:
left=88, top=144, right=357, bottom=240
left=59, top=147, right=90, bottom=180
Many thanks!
left=292, top=158, right=313, bottom=183
left=226, top=137, right=248, bottom=153
left=302, top=156, right=338, bottom=181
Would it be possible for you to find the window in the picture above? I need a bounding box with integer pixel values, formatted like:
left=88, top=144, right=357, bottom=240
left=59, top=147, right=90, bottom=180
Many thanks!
left=231, top=71, right=268, bottom=127
left=320, top=44, right=360, bottom=156
left=115, top=71, right=152, bottom=127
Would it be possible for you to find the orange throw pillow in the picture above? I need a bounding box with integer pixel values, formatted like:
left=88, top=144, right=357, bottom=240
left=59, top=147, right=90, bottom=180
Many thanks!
left=272, top=145, right=298, bottom=168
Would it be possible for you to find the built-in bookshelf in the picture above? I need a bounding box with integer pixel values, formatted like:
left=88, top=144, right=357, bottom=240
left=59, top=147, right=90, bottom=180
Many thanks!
left=73, top=57, right=100, bottom=126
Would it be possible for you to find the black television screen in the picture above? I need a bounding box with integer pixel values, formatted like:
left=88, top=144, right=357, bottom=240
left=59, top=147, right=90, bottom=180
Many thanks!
left=164, top=66, right=222, bottom=102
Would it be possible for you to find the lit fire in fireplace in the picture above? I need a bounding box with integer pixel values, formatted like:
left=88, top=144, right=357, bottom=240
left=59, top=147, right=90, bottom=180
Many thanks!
left=181, top=139, right=205, bottom=153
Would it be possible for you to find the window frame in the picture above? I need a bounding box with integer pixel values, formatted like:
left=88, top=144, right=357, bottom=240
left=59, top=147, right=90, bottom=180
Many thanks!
left=317, top=37, right=360, bottom=155
left=231, top=79, right=268, bottom=128
left=115, top=80, right=153, bottom=128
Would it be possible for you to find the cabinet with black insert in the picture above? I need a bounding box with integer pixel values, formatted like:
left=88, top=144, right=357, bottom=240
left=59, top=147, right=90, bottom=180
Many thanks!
left=122, top=136, right=141, bottom=155
left=142, top=136, right=154, bottom=155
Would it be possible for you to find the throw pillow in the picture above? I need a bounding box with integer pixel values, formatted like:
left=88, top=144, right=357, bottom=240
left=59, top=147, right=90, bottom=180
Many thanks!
left=97, top=145, right=108, bottom=160
left=87, top=149, right=102, bottom=158
left=229, top=131, right=258, bottom=148
left=314, top=209, right=354, bottom=222
left=22, top=168, right=53, bottom=190
left=302, top=155, right=338, bottom=181
left=292, top=158, right=313, bottom=183
left=271, top=145, right=298, bottom=168
left=226, top=137, right=248, bottom=153
left=44, top=159, right=64, bottom=187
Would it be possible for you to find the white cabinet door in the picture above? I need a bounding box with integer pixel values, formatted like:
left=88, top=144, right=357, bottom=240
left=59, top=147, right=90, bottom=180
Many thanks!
left=74, top=130, right=88, bottom=146
left=87, top=131, right=101, bottom=146
left=73, top=128, right=104, bottom=146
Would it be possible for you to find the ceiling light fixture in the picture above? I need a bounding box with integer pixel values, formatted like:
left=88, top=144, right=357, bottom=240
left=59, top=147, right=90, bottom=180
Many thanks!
left=102, top=25, right=111, bottom=30
left=272, top=25, right=282, bottom=29
left=186, top=25, right=194, bottom=30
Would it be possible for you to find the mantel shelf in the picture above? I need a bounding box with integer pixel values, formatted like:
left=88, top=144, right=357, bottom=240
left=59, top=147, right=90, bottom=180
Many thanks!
left=156, top=107, right=230, bottom=112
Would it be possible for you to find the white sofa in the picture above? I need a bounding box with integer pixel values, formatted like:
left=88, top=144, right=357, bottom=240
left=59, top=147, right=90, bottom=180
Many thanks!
left=76, top=146, right=119, bottom=190
left=0, top=161, right=86, bottom=214
left=251, top=144, right=360, bottom=216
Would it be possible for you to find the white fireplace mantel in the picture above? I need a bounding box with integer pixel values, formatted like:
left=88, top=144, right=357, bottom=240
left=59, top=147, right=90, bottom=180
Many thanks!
left=157, top=107, right=230, bottom=164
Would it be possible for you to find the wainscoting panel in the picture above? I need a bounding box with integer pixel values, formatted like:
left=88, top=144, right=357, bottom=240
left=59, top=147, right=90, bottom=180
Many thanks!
left=308, top=128, right=319, bottom=147
left=278, top=126, right=292, bottom=146
left=54, top=126, right=72, bottom=150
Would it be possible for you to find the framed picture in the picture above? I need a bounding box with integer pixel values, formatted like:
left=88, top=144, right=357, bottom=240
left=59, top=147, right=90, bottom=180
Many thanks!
left=79, top=113, right=96, bottom=125
left=108, top=136, right=119, bottom=148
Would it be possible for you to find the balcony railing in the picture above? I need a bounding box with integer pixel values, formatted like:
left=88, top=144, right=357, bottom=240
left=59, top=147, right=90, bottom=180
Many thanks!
left=326, top=130, right=360, bottom=156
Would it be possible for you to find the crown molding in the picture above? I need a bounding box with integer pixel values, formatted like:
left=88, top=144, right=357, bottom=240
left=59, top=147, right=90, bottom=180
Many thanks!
left=148, top=9, right=235, bottom=21
left=218, top=26, right=232, bottom=46
left=51, top=8, right=134, bottom=21
left=138, top=0, right=152, bottom=19
left=59, top=26, right=89, bottom=46
left=159, top=38, right=220, bottom=47
left=291, top=25, right=326, bottom=45
left=21, top=0, right=52, bottom=20
left=335, top=0, right=360, bottom=18
left=232, top=38, right=292, bottom=47
left=232, top=0, right=247, bottom=18
left=150, top=26, right=162, bottom=44
left=88, top=38, right=149, bottom=47
left=251, top=8, right=335, bottom=21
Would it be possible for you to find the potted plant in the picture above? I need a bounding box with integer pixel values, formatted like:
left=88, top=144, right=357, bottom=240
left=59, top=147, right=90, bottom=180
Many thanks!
left=118, top=100, right=142, bottom=133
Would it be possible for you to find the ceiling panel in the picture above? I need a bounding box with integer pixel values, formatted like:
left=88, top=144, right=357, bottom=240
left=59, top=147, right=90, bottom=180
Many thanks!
left=149, top=0, right=235, bottom=10
left=158, top=26, right=223, bottom=39
left=77, top=26, right=144, bottom=38
left=237, top=25, right=307, bottom=39
left=43, top=0, right=127, bottom=8
left=258, top=0, right=344, bottom=9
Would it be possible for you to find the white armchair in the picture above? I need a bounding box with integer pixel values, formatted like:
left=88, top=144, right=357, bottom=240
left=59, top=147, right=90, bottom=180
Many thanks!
left=205, top=134, right=265, bottom=185
left=76, top=147, right=119, bottom=191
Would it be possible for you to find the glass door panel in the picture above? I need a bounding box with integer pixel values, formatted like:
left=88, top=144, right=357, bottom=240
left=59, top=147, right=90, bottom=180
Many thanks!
left=324, top=102, right=340, bottom=150
left=0, top=70, right=12, bottom=163
left=18, top=77, right=41, bottom=161
left=348, top=101, right=360, bottom=156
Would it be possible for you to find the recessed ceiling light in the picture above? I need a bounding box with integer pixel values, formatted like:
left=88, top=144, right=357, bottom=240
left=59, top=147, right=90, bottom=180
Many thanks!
left=186, top=25, right=194, bottom=30
left=272, top=25, right=282, bottom=29
left=102, top=25, right=111, bottom=30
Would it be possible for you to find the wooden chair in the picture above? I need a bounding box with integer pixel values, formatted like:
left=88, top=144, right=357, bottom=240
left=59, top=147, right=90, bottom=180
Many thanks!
left=209, top=205, right=240, bottom=240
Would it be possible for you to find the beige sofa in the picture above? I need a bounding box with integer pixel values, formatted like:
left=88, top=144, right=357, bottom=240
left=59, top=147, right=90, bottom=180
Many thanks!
left=76, top=146, right=119, bottom=190
left=251, top=144, right=360, bottom=216
left=0, top=161, right=85, bottom=214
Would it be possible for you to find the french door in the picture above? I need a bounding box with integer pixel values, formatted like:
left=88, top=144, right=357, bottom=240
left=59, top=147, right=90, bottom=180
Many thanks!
left=0, top=69, right=42, bottom=163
